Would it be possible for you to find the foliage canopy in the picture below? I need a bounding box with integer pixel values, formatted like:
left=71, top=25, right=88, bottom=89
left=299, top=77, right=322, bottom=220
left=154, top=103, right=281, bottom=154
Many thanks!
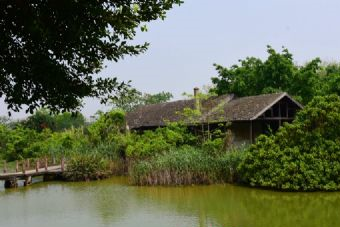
left=0, top=0, right=181, bottom=113
left=211, top=46, right=340, bottom=104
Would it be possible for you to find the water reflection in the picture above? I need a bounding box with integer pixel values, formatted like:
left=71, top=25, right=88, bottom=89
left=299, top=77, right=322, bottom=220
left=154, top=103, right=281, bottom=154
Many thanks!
left=1, top=177, right=340, bottom=227
left=134, top=184, right=340, bottom=227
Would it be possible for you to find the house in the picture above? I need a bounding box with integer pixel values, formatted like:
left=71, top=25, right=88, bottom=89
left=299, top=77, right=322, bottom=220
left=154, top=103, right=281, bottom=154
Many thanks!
left=126, top=89, right=303, bottom=144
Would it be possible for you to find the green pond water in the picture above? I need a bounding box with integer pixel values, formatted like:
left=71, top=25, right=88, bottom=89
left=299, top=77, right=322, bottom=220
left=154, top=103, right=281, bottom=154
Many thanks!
left=1, top=177, right=340, bottom=227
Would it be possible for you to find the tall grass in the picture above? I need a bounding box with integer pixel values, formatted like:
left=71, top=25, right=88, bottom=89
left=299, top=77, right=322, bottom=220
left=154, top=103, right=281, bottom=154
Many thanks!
left=130, top=146, right=246, bottom=186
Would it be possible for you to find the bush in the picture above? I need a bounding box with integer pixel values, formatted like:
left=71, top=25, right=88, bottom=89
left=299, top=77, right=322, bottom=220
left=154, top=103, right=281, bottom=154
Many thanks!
left=126, top=130, right=171, bottom=158
left=126, top=123, right=197, bottom=158
left=202, top=129, right=235, bottom=156
left=0, top=125, right=42, bottom=161
left=239, top=95, right=340, bottom=191
left=86, top=142, right=127, bottom=175
left=24, top=128, right=90, bottom=160
left=63, top=152, right=110, bottom=181
left=88, top=109, right=126, bottom=144
left=202, top=138, right=224, bottom=155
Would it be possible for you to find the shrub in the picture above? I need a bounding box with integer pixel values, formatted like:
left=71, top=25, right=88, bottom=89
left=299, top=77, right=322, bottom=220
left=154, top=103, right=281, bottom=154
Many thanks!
left=126, top=130, right=171, bottom=158
left=0, top=125, right=42, bottom=161
left=86, top=142, right=127, bottom=174
left=63, top=152, right=110, bottom=181
left=24, top=128, right=90, bottom=159
left=239, top=95, right=340, bottom=191
left=202, top=138, right=223, bottom=155
left=88, top=109, right=126, bottom=144
left=126, top=123, right=197, bottom=158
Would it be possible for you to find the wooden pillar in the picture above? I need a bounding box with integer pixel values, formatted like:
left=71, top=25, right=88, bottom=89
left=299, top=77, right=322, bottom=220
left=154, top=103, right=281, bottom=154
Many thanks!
left=44, top=157, right=48, bottom=171
left=35, top=160, right=39, bottom=172
left=15, top=160, right=19, bottom=172
left=22, top=160, right=26, bottom=174
left=24, top=176, right=32, bottom=186
left=3, top=160, right=7, bottom=173
left=26, top=159, right=30, bottom=170
left=61, top=156, right=65, bottom=172
left=250, top=120, right=253, bottom=143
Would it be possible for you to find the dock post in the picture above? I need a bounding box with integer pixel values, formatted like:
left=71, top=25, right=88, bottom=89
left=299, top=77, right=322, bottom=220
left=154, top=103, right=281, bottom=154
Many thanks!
left=22, top=160, right=26, bottom=174
left=27, top=159, right=30, bottom=170
left=15, top=160, right=19, bottom=172
left=35, top=160, right=39, bottom=172
left=61, top=156, right=65, bottom=172
left=45, top=157, right=48, bottom=171
left=3, top=160, right=7, bottom=173
left=24, top=176, right=32, bottom=186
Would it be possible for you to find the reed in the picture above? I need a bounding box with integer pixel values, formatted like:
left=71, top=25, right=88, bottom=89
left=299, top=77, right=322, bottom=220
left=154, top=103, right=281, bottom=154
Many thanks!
left=130, top=146, right=246, bottom=186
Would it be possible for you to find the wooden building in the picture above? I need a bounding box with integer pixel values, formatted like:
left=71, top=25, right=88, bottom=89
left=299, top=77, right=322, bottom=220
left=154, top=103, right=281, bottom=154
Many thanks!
left=126, top=91, right=303, bottom=144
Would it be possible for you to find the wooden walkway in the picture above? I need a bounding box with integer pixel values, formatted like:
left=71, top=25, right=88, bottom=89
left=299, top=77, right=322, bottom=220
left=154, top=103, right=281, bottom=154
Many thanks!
left=0, top=159, right=66, bottom=188
left=0, top=165, right=63, bottom=180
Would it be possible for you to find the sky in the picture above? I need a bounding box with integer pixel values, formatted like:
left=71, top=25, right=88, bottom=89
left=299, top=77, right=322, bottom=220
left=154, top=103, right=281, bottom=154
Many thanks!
left=1, top=0, right=340, bottom=119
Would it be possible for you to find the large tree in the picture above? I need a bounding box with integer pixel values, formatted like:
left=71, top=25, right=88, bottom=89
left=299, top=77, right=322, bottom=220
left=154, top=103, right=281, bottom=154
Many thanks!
left=0, top=0, right=182, bottom=114
left=211, top=46, right=325, bottom=104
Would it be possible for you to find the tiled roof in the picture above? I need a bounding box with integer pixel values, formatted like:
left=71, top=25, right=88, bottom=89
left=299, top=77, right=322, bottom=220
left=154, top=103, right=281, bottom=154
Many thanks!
left=126, top=92, right=302, bottom=129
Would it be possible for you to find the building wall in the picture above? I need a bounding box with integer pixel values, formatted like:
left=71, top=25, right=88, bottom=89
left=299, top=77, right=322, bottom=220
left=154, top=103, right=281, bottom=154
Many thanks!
left=229, top=122, right=251, bottom=146
left=229, top=121, right=275, bottom=146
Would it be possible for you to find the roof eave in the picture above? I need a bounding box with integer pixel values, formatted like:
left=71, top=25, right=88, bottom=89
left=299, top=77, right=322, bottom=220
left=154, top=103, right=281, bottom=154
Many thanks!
left=250, top=92, right=302, bottom=121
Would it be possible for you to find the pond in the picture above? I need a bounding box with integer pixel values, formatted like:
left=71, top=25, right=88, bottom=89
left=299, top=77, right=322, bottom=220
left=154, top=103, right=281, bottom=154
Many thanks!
left=0, top=177, right=339, bottom=227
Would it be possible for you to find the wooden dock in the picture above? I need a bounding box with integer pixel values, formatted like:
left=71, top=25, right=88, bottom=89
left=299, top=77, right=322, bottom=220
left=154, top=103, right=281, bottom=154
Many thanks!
left=0, top=158, right=65, bottom=188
